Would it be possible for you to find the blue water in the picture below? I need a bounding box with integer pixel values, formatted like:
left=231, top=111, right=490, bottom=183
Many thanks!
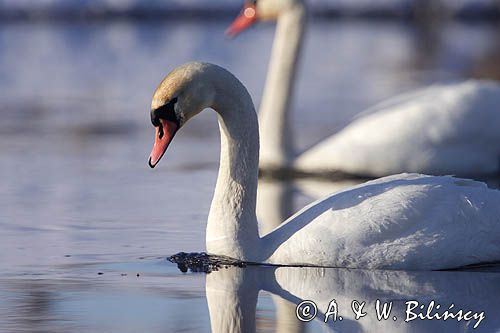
left=0, top=19, right=499, bottom=332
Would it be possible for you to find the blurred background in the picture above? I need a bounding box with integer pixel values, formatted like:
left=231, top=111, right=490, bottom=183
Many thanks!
left=0, top=1, right=499, bottom=332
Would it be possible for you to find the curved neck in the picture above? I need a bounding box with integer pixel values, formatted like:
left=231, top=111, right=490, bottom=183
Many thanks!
left=206, top=68, right=260, bottom=261
left=259, top=3, right=307, bottom=168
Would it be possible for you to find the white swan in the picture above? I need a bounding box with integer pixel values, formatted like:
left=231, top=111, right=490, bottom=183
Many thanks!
left=148, top=62, right=500, bottom=270
left=227, top=0, right=500, bottom=177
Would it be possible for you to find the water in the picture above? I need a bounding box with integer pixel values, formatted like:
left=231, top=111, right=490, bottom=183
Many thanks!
left=1, top=262, right=500, bottom=332
left=1, top=19, right=499, bottom=332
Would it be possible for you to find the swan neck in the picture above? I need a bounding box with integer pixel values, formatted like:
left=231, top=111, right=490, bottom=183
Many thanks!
left=206, top=70, right=260, bottom=261
left=259, top=3, right=307, bottom=168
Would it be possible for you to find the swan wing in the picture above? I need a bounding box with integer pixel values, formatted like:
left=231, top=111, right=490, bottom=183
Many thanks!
left=263, top=174, right=500, bottom=270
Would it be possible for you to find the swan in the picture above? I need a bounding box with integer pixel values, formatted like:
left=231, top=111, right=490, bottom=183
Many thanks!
left=148, top=62, right=500, bottom=270
left=227, top=0, right=500, bottom=178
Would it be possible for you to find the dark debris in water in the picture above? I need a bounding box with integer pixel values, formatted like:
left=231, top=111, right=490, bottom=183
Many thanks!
left=168, top=252, right=246, bottom=273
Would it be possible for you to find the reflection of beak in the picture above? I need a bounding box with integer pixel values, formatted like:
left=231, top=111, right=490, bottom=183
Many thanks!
left=225, top=4, right=257, bottom=37
left=148, top=119, right=178, bottom=168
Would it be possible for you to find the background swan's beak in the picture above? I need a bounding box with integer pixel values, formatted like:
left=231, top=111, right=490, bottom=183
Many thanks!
left=225, top=4, right=257, bottom=37
left=149, top=119, right=178, bottom=168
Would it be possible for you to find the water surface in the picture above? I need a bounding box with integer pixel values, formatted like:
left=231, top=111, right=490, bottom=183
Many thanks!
left=1, top=19, right=499, bottom=332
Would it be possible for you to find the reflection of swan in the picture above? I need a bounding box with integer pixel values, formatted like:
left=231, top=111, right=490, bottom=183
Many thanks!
left=256, top=179, right=294, bottom=235
left=228, top=0, right=500, bottom=177
left=294, top=178, right=366, bottom=202
left=147, top=62, right=500, bottom=270
left=206, top=266, right=500, bottom=332
left=256, top=179, right=304, bottom=333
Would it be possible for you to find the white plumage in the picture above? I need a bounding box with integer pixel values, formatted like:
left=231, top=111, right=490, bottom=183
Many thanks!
left=235, top=0, right=500, bottom=177
left=263, top=173, right=500, bottom=270
left=149, top=63, right=500, bottom=270
left=296, top=81, right=500, bottom=177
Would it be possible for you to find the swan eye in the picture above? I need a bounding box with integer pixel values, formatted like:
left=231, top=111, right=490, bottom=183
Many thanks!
left=150, top=97, right=179, bottom=128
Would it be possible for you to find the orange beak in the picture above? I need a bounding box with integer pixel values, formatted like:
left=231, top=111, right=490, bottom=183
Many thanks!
left=148, top=119, right=178, bottom=168
left=226, top=3, right=257, bottom=37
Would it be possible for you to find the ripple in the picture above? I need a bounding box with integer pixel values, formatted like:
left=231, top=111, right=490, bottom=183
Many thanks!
left=168, top=252, right=246, bottom=273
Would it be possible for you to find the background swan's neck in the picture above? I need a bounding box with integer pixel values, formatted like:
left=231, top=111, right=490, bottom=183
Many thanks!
left=259, top=3, right=307, bottom=169
left=206, top=69, right=260, bottom=260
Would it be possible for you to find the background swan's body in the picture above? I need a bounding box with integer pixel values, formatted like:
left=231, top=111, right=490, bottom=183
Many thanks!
left=296, top=81, right=500, bottom=177
left=149, top=63, right=500, bottom=270
left=231, top=0, right=500, bottom=177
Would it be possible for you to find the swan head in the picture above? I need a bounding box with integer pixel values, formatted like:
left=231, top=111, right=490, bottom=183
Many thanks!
left=148, top=62, right=216, bottom=168
left=226, top=0, right=303, bottom=36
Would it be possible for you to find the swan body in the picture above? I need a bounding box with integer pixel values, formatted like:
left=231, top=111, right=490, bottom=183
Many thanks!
left=296, top=81, right=500, bottom=177
left=229, top=0, right=500, bottom=177
left=263, top=173, right=500, bottom=270
left=148, top=62, right=500, bottom=270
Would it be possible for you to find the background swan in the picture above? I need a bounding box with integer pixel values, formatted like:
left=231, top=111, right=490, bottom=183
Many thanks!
left=148, top=62, right=500, bottom=270
left=228, top=0, right=500, bottom=178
